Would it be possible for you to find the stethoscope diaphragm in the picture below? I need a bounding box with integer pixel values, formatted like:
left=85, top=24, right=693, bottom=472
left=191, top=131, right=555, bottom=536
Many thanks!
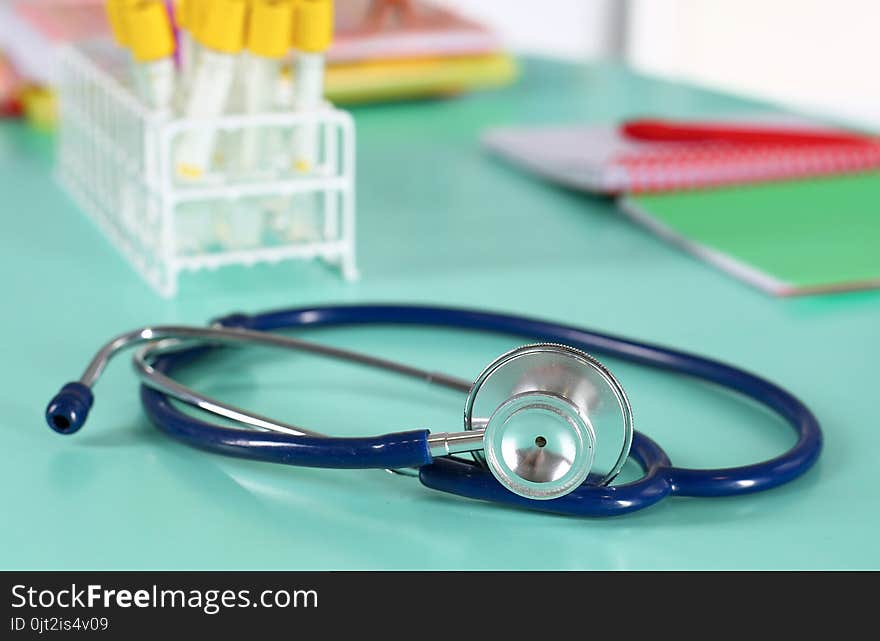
left=464, top=344, right=633, bottom=499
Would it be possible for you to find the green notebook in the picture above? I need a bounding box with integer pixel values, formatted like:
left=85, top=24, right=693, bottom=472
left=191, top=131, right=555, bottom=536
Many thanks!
left=619, top=173, right=880, bottom=296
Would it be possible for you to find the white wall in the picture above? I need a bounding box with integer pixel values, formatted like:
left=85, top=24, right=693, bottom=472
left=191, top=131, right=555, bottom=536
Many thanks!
left=627, top=0, right=880, bottom=128
left=429, top=0, right=620, bottom=61
left=435, top=0, right=880, bottom=129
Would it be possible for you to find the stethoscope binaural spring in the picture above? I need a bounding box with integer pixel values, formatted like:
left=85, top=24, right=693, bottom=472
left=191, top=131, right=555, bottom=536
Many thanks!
left=45, top=304, right=822, bottom=517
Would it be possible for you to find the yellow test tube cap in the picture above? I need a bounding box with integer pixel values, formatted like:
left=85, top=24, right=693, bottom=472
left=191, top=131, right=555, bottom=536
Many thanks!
left=127, top=1, right=176, bottom=62
left=292, top=0, right=334, bottom=53
left=106, top=0, right=134, bottom=46
left=248, top=1, right=295, bottom=59
left=197, top=0, right=248, bottom=53
left=185, top=0, right=210, bottom=36
left=173, top=0, right=188, bottom=29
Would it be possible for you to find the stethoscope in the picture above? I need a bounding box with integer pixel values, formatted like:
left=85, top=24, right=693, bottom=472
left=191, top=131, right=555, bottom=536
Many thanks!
left=45, top=304, right=822, bottom=516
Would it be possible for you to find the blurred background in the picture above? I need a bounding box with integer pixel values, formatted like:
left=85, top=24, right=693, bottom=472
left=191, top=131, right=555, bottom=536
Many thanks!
left=3, top=1, right=878, bottom=127
left=434, top=0, right=880, bottom=128
left=1, top=0, right=877, bottom=297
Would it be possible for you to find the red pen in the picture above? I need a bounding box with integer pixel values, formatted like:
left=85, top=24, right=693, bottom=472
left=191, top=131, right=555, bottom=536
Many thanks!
left=621, top=117, right=874, bottom=146
left=0, top=96, right=23, bottom=118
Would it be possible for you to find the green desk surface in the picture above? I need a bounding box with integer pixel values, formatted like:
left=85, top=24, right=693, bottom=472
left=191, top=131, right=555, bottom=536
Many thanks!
left=2, top=59, right=878, bottom=570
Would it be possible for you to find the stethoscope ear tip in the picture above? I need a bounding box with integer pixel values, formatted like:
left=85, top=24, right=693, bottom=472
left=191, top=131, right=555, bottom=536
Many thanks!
left=45, top=382, right=93, bottom=435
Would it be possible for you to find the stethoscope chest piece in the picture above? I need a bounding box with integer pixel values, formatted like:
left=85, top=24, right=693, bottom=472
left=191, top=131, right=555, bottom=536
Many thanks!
left=465, top=344, right=634, bottom=500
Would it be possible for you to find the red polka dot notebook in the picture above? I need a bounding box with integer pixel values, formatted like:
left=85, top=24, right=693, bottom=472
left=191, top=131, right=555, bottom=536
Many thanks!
left=482, top=113, right=880, bottom=195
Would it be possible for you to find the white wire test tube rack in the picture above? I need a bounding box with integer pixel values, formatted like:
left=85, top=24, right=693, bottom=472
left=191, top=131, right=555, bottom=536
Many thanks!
left=55, top=40, right=357, bottom=298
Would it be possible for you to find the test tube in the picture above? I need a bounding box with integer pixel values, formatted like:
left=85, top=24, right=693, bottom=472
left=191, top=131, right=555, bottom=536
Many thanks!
left=214, top=0, right=297, bottom=250
left=174, top=0, right=248, bottom=180
left=105, top=0, right=138, bottom=86
left=125, top=1, right=176, bottom=112
left=173, top=0, right=199, bottom=104
left=290, top=0, right=333, bottom=174
left=240, top=0, right=295, bottom=173
left=282, top=0, right=333, bottom=242
left=105, top=0, right=131, bottom=49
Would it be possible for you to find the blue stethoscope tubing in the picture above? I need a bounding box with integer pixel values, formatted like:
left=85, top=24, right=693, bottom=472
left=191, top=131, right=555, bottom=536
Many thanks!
left=134, top=304, right=822, bottom=517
